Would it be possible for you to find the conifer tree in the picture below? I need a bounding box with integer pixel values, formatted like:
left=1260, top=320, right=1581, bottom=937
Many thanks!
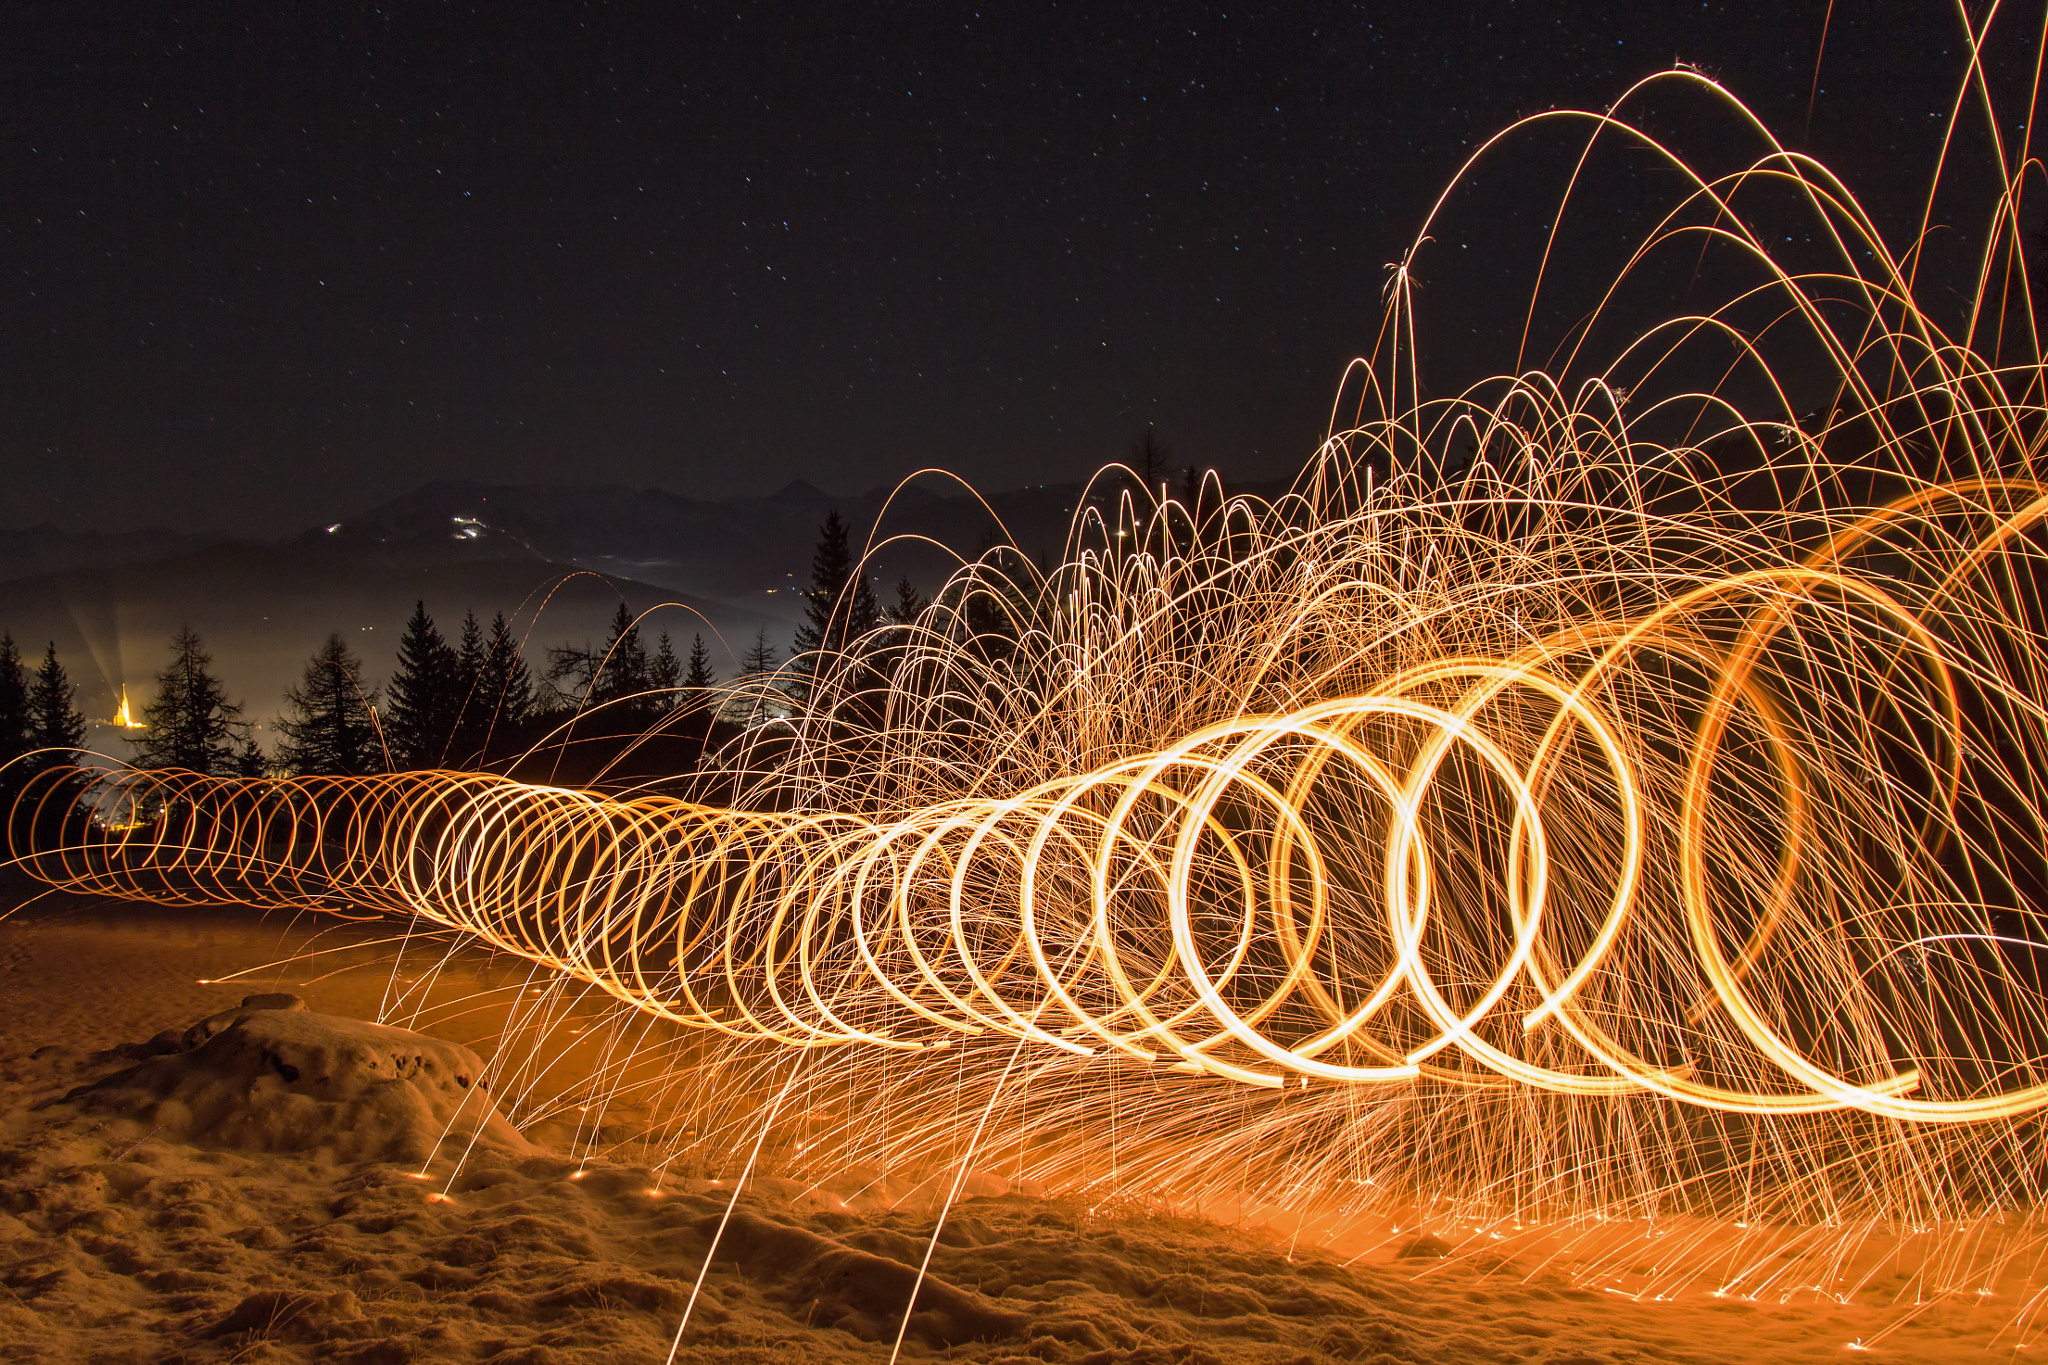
left=133, top=627, right=246, bottom=774
left=1, top=641, right=91, bottom=845
left=730, top=628, right=784, bottom=725
left=233, top=736, right=270, bottom=777
left=886, top=575, right=925, bottom=626
left=276, top=633, right=381, bottom=776
left=24, top=642, right=87, bottom=776
left=478, top=613, right=534, bottom=736
left=792, top=511, right=881, bottom=666
left=455, top=610, right=486, bottom=678
left=683, top=633, right=717, bottom=690
left=1131, top=425, right=1172, bottom=494
left=384, top=601, right=457, bottom=768
left=448, top=609, right=489, bottom=763
left=650, top=631, right=682, bottom=710
left=666, top=632, right=719, bottom=746
left=740, top=628, right=779, bottom=676
left=850, top=562, right=882, bottom=640
left=591, top=602, right=652, bottom=711
left=0, top=633, right=29, bottom=779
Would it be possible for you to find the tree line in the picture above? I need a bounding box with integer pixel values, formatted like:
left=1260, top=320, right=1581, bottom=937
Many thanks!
left=0, top=489, right=1089, bottom=789
left=88, top=507, right=924, bottom=779
left=120, top=606, right=718, bottom=778
left=0, top=635, right=89, bottom=791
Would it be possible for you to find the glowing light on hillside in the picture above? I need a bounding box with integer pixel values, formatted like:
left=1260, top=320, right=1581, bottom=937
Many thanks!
left=109, top=685, right=144, bottom=729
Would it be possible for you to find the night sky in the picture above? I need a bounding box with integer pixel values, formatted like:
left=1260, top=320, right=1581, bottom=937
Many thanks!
left=4, top=3, right=2026, bottom=536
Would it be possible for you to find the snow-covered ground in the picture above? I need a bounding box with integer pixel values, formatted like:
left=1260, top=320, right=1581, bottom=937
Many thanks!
left=0, top=898, right=2019, bottom=1363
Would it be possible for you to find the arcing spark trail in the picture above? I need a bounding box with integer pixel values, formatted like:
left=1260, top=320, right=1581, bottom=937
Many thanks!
left=14, top=57, right=2048, bottom=1253
left=19, top=547, right=2048, bottom=1126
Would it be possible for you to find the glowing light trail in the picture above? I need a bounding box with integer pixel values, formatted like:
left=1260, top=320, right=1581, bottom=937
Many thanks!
left=16, top=520, right=2048, bottom=1124
left=14, top=49, right=2048, bottom=1273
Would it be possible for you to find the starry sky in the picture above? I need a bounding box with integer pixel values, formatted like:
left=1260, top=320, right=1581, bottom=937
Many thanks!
left=4, top=2, right=2031, bottom=535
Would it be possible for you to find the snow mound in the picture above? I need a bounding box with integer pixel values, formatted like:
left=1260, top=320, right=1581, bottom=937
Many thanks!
left=70, top=995, right=534, bottom=1164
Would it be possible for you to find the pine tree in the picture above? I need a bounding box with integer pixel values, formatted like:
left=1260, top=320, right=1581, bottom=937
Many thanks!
left=23, top=642, right=87, bottom=777
left=591, top=603, right=652, bottom=711
left=3, top=641, right=90, bottom=845
left=448, top=609, right=489, bottom=763
left=276, top=633, right=381, bottom=776
left=732, top=628, right=784, bottom=726
left=384, top=601, right=457, bottom=768
left=0, top=633, right=29, bottom=780
left=793, top=511, right=851, bottom=662
left=849, top=563, right=882, bottom=639
left=740, top=628, right=779, bottom=676
left=233, top=736, right=270, bottom=777
left=792, top=511, right=881, bottom=667
left=133, top=627, right=246, bottom=774
left=1131, top=425, right=1172, bottom=495
left=650, top=632, right=682, bottom=710
left=886, top=575, right=925, bottom=626
left=478, top=613, right=534, bottom=737
left=683, top=633, right=717, bottom=689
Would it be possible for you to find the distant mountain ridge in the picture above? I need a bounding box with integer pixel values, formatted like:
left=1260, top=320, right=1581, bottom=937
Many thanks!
left=307, top=474, right=1156, bottom=602
left=0, top=524, right=229, bottom=582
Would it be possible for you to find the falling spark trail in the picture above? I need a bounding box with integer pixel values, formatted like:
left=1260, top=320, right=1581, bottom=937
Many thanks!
left=17, top=40, right=2048, bottom=1329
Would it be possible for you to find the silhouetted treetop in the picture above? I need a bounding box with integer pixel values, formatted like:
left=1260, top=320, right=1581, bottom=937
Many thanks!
left=277, top=633, right=382, bottom=776
left=134, top=626, right=246, bottom=775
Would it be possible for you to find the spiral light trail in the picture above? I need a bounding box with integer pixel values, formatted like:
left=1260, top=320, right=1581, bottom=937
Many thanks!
left=18, top=549, right=2048, bottom=1127
left=14, top=55, right=2048, bottom=1272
